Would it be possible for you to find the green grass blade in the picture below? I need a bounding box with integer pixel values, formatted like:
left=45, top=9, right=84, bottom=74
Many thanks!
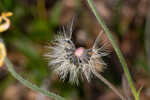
left=5, top=57, right=66, bottom=100
left=86, top=0, right=139, bottom=99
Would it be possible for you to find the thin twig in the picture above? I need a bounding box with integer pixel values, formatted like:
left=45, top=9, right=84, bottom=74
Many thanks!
left=93, top=70, right=126, bottom=100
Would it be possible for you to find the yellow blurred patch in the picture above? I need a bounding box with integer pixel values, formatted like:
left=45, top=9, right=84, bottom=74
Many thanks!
left=0, top=12, right=13, bottom=32
left=0, top=42, right=6, bottom=67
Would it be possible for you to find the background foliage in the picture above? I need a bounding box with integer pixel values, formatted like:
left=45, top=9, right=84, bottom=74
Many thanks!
left=0, top=0, right=150, bottom=100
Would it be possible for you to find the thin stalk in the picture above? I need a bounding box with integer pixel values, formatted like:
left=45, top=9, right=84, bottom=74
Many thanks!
left=93, top=70, right=126, bottom=100
left=86, top=0, right=139, bottom=100
left=145, top=0, right=150, bottom=72
left=5, top=57, right=65, bottom=100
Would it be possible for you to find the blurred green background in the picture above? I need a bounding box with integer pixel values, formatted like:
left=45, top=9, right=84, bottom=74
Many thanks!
left=0, top=0, right=150, bottom=100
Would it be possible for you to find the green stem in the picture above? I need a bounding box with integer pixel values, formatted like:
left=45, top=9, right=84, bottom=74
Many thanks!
left=5, top=57, right=65, bottom=100
left=86, top=0, right=139, bottom=100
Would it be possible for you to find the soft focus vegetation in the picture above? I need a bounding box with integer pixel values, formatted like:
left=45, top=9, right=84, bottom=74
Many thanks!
left=0, top=0, right=150, bottom=100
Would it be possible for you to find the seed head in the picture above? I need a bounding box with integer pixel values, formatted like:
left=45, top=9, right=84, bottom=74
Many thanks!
left=45, top=25, right=108, bottom=84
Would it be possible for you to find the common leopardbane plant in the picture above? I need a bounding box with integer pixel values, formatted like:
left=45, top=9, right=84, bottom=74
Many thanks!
left=45, top=21, right=125, bottom=99
left=4, top=0, right=140, bottom=100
